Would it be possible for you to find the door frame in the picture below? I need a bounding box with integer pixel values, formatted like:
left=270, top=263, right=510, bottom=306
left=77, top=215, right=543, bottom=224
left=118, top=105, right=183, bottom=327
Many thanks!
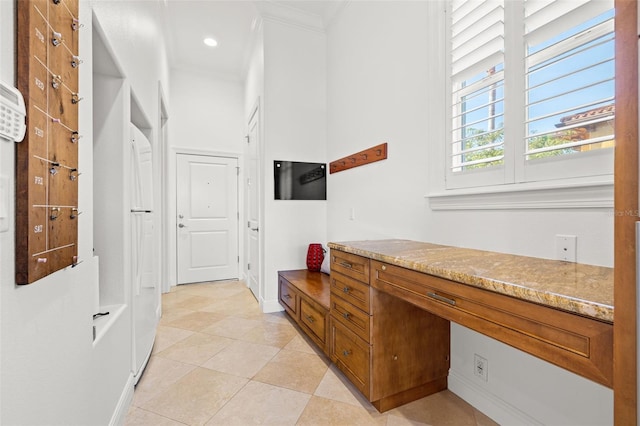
left=168, top=147, right=244, bottom=288
left=158, top=83, right=170, bottom=295
left=613, top=0, right=638, bottom=422
left=246, top=99, right=262, bottom=302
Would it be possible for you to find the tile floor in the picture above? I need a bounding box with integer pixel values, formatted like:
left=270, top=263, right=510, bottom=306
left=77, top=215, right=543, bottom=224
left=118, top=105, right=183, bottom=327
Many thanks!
left=125, top=280, right=498, bottom=426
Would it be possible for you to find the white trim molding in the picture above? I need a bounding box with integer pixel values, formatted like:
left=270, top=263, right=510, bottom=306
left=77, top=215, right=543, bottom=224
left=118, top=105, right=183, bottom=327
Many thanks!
left=255, top=1, right=325, bottom=33
left=172, top=146, right=243, bottom=159
left=448, top=370, right=544, bottom=426
left=109, top=373, right=134, bottom=426
left=261, top=297, right=284, bottom=314
left=428, top=181, right=613, bottom=211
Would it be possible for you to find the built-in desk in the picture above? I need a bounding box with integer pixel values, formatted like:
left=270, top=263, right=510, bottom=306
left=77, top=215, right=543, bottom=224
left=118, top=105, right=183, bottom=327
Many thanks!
left=327, top=239, right=614, bottom=411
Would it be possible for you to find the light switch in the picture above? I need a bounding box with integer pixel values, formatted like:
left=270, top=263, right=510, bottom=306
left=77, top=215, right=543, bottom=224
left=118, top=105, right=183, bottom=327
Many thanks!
left=0, top=175, right=9, bottom=232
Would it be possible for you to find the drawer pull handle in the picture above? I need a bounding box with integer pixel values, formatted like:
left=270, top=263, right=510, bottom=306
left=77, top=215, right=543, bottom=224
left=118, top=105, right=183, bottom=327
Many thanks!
left=305, top=315, right=315, bottom=323
left=343, top=286, right=350, bottom=293
left=343, top=312, right=351, bottom=319
left=381, top=265, right=387, bottom=271
left=343, top=349, right=352, bottom=356
left=339, top=261, right=353, bottom=269
left=284, top=294, right=292, bottom=299
left=427, top=292, right=456, bottom=306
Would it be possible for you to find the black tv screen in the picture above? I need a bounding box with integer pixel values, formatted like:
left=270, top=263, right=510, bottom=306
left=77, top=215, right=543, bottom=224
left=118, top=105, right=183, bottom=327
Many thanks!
left=274, top=161, right=326, bottom=200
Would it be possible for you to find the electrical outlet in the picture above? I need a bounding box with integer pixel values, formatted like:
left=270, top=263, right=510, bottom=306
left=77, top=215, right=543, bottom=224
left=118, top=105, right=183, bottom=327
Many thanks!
left=556, top=234, right=577, bottom=262
left=474, top=353, right=488, bottom=381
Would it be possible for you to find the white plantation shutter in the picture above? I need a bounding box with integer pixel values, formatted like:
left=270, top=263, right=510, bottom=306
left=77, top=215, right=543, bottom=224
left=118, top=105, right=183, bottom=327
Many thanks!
left=451, top=0, right=504, bottom=80
left=524, top=0, right=614, bottom=160
left=445, top=0, right=614, bottom=190
left=525, top=0, right=611, bottom=45
left=450, top=0, right=505, bottom=177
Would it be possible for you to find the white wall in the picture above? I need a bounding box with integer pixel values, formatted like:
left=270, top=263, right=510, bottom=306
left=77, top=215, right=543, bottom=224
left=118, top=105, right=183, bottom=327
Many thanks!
left=1, top=1, right=96, bottom=423
left=167, top=68, right=246, bottom=287
left=170, top=68, right=245, bottom=153
left=260, top=19, right=328, bottom=311
left=326, top=1, right=613, bottom=424
left=0, top=0, right=170, bottom=424
left=244, top=24, right=264, bottom=121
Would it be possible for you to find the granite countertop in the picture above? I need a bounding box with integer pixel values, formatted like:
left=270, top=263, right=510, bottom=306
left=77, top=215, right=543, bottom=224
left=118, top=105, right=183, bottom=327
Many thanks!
left=328, top=239, right=613, bottom=323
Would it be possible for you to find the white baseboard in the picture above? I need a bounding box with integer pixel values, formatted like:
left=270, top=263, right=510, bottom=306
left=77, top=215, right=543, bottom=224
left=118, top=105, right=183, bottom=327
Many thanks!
left=448, top=370, right=543, bottom=426
left=134, top=336, right=155, bottom=385
left=109, top=373, right=134, bottom=426
left=261, top=298, right=284, bottom=313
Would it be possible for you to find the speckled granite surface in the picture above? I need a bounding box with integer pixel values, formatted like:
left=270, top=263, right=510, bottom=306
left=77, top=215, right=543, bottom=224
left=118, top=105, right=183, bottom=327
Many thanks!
left=328, top=239, right=613, bottom=323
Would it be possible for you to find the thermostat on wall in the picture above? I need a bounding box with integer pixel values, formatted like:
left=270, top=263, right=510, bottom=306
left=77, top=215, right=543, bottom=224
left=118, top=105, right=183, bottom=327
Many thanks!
left=0, top=80, right=26, bottom=143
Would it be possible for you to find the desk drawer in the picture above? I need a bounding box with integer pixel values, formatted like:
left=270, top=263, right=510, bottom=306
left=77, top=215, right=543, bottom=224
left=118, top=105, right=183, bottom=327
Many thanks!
left=371, top=260, right=613, bottom=388
left=300, top=297, right=327, bottom=344
left=330, top=272, right=370, bottom=313
left=278, top=277, right=298, bottom=317
left=329, top=317, right=370, bottom=398
left=331, top=295, right=371, bottom=343
left=331, top=250, right=369, bottom=283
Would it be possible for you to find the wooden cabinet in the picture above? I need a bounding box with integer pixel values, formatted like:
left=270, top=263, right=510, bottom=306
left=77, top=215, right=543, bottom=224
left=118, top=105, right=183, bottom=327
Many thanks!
left=330, top=271, right=370, bottom=312
left=300, top=297, right=328, bottom=347
left=329, top=249, right=450, bottom=412
left=324, top=241, right=613, bottom=413
left=329, top=250, right=373, bottom=399
left=329, top=318, right=371, bottom=395
left=278, top=270, right=330, bottom=355
left=331, top=250, right=370, bottom=282
left=371, top=260, right=613, bottom=388
left=278, top=275, right=299, bottom=318
left=330, top=294, right=371, bottom=342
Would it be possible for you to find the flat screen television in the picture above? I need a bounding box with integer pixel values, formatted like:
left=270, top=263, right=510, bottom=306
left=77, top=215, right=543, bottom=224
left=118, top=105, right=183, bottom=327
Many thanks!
left=274, top=161, right=326, bottom=200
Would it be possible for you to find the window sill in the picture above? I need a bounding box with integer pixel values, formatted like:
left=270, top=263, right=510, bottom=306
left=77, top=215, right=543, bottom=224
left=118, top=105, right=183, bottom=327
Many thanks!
left=427, top=179, right=613, bottom=211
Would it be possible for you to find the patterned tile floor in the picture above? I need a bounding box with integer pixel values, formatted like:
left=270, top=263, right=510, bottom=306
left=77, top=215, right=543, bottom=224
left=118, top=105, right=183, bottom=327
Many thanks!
left=125, top=280, right=498, bottom=426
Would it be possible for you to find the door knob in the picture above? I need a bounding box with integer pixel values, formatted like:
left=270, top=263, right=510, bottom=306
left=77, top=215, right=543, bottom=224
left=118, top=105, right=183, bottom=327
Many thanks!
left=178, top=223, right=186, bottom=228
left=178, top=214, right=184, bottom=219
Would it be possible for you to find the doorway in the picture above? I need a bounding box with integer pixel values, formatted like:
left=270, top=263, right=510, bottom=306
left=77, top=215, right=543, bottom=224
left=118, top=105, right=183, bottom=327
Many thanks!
left=175, top=153, right=239, bottom=284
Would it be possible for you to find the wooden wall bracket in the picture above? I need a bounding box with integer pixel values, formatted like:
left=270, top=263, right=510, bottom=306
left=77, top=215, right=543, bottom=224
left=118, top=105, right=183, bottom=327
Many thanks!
left=330, top=143, right=388, bottom=174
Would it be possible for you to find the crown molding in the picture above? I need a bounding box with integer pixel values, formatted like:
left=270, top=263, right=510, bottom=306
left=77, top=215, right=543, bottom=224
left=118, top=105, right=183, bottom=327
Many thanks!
left=254, top=1, right=325, bottom=33
left=323, top=0, right=350, bottom=29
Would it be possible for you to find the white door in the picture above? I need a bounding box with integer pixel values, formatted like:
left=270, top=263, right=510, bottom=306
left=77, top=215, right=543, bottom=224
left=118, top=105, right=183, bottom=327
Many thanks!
left=247, top=107, right=260, bottom=300
left=176, top=154, right=239, bottom=284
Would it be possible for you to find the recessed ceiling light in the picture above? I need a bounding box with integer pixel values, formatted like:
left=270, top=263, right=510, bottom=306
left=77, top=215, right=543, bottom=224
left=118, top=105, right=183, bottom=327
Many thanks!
left=203, top=38, right=218, bottom=47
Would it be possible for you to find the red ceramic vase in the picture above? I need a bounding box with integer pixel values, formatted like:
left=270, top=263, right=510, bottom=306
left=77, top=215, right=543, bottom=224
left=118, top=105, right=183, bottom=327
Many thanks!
left=306, top=243, right=325, bottom=271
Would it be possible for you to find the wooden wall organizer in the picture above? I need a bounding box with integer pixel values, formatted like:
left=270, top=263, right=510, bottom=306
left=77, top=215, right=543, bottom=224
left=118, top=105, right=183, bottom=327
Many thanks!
left=329, top=143, right=388, bottom=174
left=16, top=0, right=81, bottom=284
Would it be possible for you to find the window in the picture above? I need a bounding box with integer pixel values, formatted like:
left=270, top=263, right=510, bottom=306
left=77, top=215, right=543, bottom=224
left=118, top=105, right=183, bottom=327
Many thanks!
left=446, top=0, right=614, bottom=190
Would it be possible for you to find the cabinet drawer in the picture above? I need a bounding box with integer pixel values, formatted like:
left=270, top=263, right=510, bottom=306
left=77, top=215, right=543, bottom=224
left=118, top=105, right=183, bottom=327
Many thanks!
left=329, top=317, right=370, bottom=398
left=278, top=277, right=298, bottom=317
left=371, top=260, right=613, bottom=388
left=330, top=272, right=370, bottom=313
left=300, top=297, right=327, bottom=344
left=331, top=250, right=369, bottom=283
left=331, top=296, right=371, bottom=343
